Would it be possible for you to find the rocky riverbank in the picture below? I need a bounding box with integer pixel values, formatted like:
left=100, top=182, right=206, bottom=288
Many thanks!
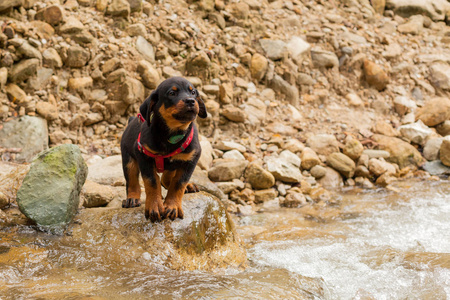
left=1, top=0, right=450, bottom=220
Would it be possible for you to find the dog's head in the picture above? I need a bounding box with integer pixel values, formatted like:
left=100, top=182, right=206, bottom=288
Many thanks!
left=139, top=77, right=207, bottom=130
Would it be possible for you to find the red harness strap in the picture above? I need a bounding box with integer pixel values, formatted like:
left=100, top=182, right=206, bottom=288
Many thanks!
left=137, top=113, right=145, bottom=123
left=136, top=124, right=194, bottom=173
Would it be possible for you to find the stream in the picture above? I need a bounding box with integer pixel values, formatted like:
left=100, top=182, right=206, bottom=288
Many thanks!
left=1, top=179, right=449, bottom=299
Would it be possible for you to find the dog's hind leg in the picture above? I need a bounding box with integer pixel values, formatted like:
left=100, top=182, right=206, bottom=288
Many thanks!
left=122, top=155, right=141, bottom=208
left=163, top=170, right=199, bottom=194
left=161, top=170, right=175, bottom=190
left=140, top=164, right=165, bottom=222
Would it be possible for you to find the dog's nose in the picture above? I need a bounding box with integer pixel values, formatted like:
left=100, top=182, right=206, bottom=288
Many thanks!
left=184, top=98, right=195, bottom=107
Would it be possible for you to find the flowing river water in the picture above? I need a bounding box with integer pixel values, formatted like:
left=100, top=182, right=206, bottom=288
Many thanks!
left=1, top=179, right=449, bottom=299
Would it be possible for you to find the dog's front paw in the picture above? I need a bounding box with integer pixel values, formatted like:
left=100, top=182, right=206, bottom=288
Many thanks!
left=185, top=183, right=200, bottom=193
left=163, top=202, right=184, bottom=220
left=122, top=198, right=141, bottom=208
left=145, top=201, right=165, bottom=222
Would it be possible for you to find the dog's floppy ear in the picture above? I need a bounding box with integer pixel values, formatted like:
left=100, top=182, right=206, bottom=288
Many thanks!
left=196, top=94, right=207, bottom=119
left=139, top=90, right=158, bottom=126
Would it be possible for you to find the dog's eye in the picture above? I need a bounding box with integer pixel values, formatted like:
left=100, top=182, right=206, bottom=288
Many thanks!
left=168, top=90, right=176, bottom=96
left=191, top=89, right=196, bottom=95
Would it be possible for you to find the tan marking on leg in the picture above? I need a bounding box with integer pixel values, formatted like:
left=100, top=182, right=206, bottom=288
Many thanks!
left=143, top=171, right=164, bottom=222
left=161, top=170, right=175, bottom=190
left=126, top=159, right=141, bottom=199
left=164, top=169, right=188, bottom=220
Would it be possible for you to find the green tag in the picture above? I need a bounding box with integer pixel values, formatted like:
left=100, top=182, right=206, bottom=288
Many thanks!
left=168, top=134, right=184, bottom=144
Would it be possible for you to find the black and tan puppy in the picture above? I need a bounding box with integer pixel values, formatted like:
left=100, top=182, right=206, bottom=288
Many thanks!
left=120, top=77, right=207, bottom=222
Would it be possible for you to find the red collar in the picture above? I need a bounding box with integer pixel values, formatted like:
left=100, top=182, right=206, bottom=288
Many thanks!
left=136, top=113, right=194, bottom=173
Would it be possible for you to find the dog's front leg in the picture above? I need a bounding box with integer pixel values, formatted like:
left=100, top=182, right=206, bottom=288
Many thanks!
left=164, top=167, right=196, bottom=220
left=139, top=159, right=165, bottom=222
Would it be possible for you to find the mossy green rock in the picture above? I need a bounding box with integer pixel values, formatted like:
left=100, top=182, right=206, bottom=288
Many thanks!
left=17, top=144, right=88, bottom=231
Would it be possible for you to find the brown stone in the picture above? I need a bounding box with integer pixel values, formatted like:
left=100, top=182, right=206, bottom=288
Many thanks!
left=68, top=77, right=93, bottom=91
left=244, top=162, right=275, bottom=190
left=301, top=147, right=321, bottom=170
left=371, top=0, right=385, bottom=14
left=36, top=5, right=64, bottom=25
left=326, top=152, right=356, bottom=178
left=363, top=59, right=389, bottom=91
left=30, top=21, right=55, bottom=40
left=221, top=106, right=247, bottom=123
left=64, top=46, right=90, bottom=68
left=137, top=60, right=160, bottom=89
left=373, top=121, right=399, bottom=137
left=5, top=83, right=27, bottom=105
left=416, top=97, right=450, bottom=127
left=372, top=134, right=424, bottom=169
left=343, top=139, right=364, bottom=161
left=254, top=189, right=277, bottom=204
left=368, top=158, right=396, bottom=177
left=440, top=139, right=450, bottom=167
left=208, top=160, right=248, bottom=182
left=281, top=191, right=306, bottom=208
left=8, top=59, right=39, bottom=83
left=250, top=53, right=268, bottom=82
left=36, top=101, right=58, bottom=121
left=306, top=134, right=340, bottom=156
left=318, top=167, right=343, bottom=189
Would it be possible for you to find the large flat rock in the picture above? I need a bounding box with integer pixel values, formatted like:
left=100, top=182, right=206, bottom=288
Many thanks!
left=70, top=191, right=247, bottom=270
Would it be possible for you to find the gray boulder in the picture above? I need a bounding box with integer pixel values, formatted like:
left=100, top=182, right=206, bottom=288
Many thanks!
left=423, top=138, right=444, bottom=161
left=208, top=159, right=248, bottom=182
left=265, top=155, right=302, bottom=183
left=269, top=75, right=299, bottom=106
left=8, top=58, right=39, bottom=83
left=17, top=144, right=88, bottom=232
left=311, top=48, right=339, bottom=68
left=259, top=39, right=287, bottom=61
left=422, top=160, right=450, bottom=176
left=87, top=155, right=124, bottom=185
left=307, top=134, right=340, bottom=156
left=398, top=120, right=433, bottom=146
left=136, top=36, right=155, bottom=62
left=190, top=169, right=226, bottom=200
left=0, top=116, right=48, bottom=163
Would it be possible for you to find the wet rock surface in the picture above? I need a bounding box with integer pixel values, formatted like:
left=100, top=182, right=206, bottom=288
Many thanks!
left=71, top=191, right=246, bottom=270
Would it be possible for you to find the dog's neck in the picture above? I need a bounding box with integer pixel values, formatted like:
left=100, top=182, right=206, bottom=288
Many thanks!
left=139, top=112, right=193, bottom=153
